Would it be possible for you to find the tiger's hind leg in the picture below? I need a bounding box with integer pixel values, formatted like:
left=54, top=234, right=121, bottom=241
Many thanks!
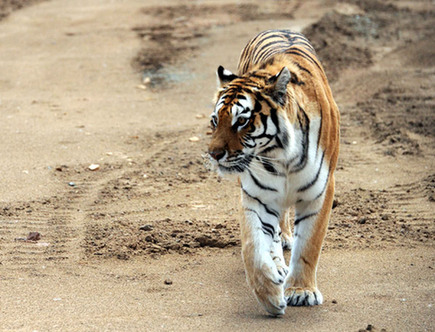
left=284, top=177, right=335, bottom=306
left=280, top=210, right=293, bottom=250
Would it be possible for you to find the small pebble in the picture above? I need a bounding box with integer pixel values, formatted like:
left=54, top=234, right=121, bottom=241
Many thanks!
left=164, top=279, right=173, bottom=285
left=27, top=232, right=41, bottom=241
left=189, top=136, right=200, bottom=142
left=140, top=224, right=153, bottom=231
left=332, top=299, right=337, bottom=304
left=68, top=182, right=76, bottom=187
left=88, top=164, right=100, bottom=171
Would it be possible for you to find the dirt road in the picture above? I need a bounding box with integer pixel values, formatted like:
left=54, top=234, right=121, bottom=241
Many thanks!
left=0, top=0, right=434, bottom=331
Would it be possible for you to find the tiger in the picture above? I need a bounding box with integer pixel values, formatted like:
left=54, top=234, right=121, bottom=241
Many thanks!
left=207, top=29, right=340, bottom=316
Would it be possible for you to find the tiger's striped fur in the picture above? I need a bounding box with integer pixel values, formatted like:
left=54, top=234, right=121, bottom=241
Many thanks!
left=208, top=29, right=340, bottom=316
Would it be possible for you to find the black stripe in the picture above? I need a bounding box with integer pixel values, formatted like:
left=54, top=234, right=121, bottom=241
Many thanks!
left=254, top=91, right=274, bottom=109
left=253, top=100, right=262, bottom=113
left=291, top=106, right=310, bottom=172
left=295, top=62, right=312, bottom=76
left=249, top=116, right=268, bottom=139
left=290, top=40, right=315, bottom=52
left=253, top=40, right=284, bottom=64
left=241, top=137, right=255, bottom=148
left=262, top=222, right=275, bottom=237
left=258, top=157, right=279, bottom=175
left=297, top=152, right=325, bottom=192
left=270, top=108, right=280, bottom=133
left=245, top=208, right=276, bottom=238
left=248, top=170, right=278, bottom=192
left=242, top=31, right=271, bottom=55
left=290, top=73, right=305, bottom=86
left=260, top=112, right=269, bottom=134
left=275, top=136, right=284, bottom=149
left=299, top=104, right=310, bottom=128
left=241, top=83, right=261, bottom=89
left=295, top=212, right=318, bottom=225
left=314, top=171, right=330, bottom=200
left=260, top=144, right=278, bottom=154
left=289, top=35, right=315, bottom=52
left=250, top=73, right=269, bottom=80
left=261, top=227, right=274, bottom=238
left=239, top=108, right=251, bottom=115
left=258, top=47, right=287, bottom=64
left=286, top=48, right=323, bottom=72
left=242, top=187, right=280, bottom=218
left=317, top=107, right=323, bottom=150
left=249, top=33, right=284, bottom=64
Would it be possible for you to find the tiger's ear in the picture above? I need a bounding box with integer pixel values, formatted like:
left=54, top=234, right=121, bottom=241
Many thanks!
left=217, top=65, right=238, bottom=87
left=268, top=67, right=291, bottom=105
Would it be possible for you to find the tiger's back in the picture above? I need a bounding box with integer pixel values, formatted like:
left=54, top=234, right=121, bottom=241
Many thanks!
left=238, top=30, right=319, bottom=75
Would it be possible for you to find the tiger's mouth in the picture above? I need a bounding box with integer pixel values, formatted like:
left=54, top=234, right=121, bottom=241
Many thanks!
left=218, top=163, right=246, bottom=173
left=214, top=154, right=253, bottom=174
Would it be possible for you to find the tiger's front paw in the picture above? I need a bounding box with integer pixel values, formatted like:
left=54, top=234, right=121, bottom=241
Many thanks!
left=256, top=259, right=288, bottom=315
left=247, top=258, right=287, bottom=316
left=272, top=255, right=289, bottom=280
left=285, top=287, right=323, bottom=306
left=254, top=288, right=287, bottom=316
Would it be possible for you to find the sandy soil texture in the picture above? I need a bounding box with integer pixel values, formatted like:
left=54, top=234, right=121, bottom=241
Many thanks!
left=0, top=0, right=434, bottom=331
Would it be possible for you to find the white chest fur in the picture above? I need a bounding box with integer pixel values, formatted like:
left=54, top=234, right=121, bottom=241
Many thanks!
left=240, top=116, right=327, bottom=215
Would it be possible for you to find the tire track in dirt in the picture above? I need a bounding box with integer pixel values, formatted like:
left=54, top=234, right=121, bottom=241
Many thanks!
left=80, top=130, right=241, bottom=260
left=1, top=197, right=75, bottom=269
left=0, top=168, right=118, bottom=268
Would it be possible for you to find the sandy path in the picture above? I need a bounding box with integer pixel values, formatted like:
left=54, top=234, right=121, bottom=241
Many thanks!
left=1, top=248, right=433, bottom=331
left=0, top=1, right=434, bottom=331
left=0, top=0, right=162, bottom=202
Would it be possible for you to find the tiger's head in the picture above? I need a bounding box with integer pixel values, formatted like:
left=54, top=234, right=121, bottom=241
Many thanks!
left=208, top=65, right=292, bottom=175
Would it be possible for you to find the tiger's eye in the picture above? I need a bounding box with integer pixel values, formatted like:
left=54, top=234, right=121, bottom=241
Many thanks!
left=237, top=117, right=248, bottom=127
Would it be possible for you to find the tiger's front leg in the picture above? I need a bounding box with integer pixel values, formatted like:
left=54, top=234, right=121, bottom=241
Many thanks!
left=241, top=199, right=288, bottom=316
left=284, top=177, right=335, bottom=306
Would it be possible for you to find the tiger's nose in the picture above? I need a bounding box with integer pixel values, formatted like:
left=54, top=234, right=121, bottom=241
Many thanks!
left=209, top=149, right=226, bottom=161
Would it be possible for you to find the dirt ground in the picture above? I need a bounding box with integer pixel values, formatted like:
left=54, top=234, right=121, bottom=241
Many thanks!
left=0, top=0, right=434, bottom=331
